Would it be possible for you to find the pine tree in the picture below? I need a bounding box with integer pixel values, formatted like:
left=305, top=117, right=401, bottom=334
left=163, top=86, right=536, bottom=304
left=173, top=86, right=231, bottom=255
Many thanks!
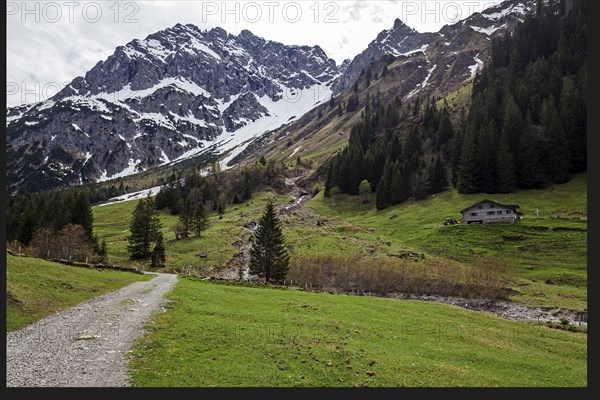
left=249, top=199, right=290, bottom=284
left=127, top=196, right=162, bottom=260
left=435, top=112, right=454, bottom=150
left=192, top=203, right=210, bottom=237
left=99, top=239, right=108, bottom=257
left=411, top=168, right=430, bottom=200
left=69, top=191, right=94, bottom=242
left=457, top=131, right=481, bottom=194
left=501, top=95, right=522, bottom=155
left=389, top=160, right=404, bottom=204
left=18, top=211, right=35, bottom=245
left=559, top=76, right=586, bottom=172
left=450, top=129, right=463, bottom=187
left=151, top=232, right=166, bottom=268
left=516, top=113, right=546, bottom=188
left=541, top=97, right=570, bottom=183
left=346, top=94, right=359, bottom=112
left=495, top=132, right=517, bottom=193
left=177, top=198, right=193, bottom=239
left=376, top=157, right=393, bottom=210
left=429, top=155, right=448, bottom=194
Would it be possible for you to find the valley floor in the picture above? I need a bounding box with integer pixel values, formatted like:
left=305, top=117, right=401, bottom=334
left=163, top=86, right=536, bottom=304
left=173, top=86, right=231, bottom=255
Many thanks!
left=129, top=278, right=587, bottom=387
left=93, top=173, right=587, bottom=311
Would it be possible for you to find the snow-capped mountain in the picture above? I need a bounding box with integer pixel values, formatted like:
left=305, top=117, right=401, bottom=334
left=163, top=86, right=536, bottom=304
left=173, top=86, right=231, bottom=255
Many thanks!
left=6, top=24, right=339, bottom=191
left=6, top=0, right=535, bottom=193
left=229, top=0, right=537, bottom=168
left=336, top=0, right=534, bottom=95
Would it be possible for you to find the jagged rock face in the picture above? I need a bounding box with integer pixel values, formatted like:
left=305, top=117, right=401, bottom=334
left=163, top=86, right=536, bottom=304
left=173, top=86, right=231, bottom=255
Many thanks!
left=222, top=93, right=270, bottom=132
left=7, top=23, right=339, bottom=192
left=335, top=0, right=535, bottom=95
left=337, top=18, right=424, bottom=93
left=7, top=0, right=534, bottom=193
left=231, top=0, right=537, bottom=167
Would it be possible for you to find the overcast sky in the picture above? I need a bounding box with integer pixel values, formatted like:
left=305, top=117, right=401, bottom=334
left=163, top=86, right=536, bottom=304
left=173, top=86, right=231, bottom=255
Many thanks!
left=7, top=0, right=501, bottom=107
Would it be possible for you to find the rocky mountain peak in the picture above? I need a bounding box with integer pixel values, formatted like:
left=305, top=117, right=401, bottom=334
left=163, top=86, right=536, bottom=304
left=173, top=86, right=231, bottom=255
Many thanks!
left=6, top=23, right=340, bottom=192
left=336, top=0, right=535, bottom=94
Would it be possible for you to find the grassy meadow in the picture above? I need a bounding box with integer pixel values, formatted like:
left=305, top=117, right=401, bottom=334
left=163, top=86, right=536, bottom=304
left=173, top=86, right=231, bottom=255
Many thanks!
left=129, top=278, right=587, bottom=387
left=93, top=173, right=587, bottom=310
left=93, top=191, right=292, bottom=272
left=305, top=173, right=587, bottom=310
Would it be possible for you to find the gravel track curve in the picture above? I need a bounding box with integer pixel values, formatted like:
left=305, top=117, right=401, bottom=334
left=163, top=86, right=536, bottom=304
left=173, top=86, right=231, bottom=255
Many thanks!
left=6, top=273, right=177, bottom=387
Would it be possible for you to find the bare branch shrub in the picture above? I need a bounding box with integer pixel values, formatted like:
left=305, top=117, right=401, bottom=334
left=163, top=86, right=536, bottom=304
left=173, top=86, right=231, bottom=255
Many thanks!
left=288, top=255, right=512, bottom=300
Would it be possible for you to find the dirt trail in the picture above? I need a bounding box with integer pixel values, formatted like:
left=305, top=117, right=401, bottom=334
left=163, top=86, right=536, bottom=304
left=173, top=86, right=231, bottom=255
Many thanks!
left=6, top=273, right=177, bottom=387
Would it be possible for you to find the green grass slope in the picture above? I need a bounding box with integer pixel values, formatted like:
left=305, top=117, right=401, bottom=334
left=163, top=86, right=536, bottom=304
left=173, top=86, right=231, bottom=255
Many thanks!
left=6, top=255, right=152, bottom=332
left=130, top=278, right=586, bottom=387
left=93, top=192, right=292, bottom=272
left=94, top=173, right=586, bottom=309
left=307, top=173, right=587, bottom=310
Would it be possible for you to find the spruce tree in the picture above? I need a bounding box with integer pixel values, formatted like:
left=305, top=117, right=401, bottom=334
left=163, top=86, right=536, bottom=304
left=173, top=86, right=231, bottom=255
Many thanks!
left=192, top=203, right=210, bottom=237
left=151, top=232, right=166, bottom=268
left=376, top=158, right=393, bottom=210
left=430, top=155, right=448, bottom=194
left=517, top=114, right=546, bottom=188
left=127, top=196, right=162, bottom=260
left=478, top=120, right=498, bottom=193
left=249, top=199, right=290, bottom=284
left=69, top=191, right=94, bottom=242
left=99, top=239, right=108, bottom=258
left=495, top=132, right=517, bottom=193
left=450, top=129, right=463, bottom=187
left=457, top=131, right=481, bottom=194
left=542, top=97, right=570, bottom=183
left=177, top=198, right=193, bottom=239
left=389, top=160, right=405, bottom=204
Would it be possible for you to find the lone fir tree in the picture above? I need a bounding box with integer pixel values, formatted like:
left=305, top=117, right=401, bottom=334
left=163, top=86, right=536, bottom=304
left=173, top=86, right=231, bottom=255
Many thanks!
left=192, top=203, right=210, bottom=237
left=151, top=232, right=166, bottom=268
left=249, top=199, right=290, bottom=284
left=127, top=195, right=163, bottom=260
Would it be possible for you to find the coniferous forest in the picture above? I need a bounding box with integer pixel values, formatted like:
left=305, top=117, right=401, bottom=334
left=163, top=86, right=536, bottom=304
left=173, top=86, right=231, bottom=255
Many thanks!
left=325, top=0, right=586, bottom=209
left=457, top=0, right=587, bottom=194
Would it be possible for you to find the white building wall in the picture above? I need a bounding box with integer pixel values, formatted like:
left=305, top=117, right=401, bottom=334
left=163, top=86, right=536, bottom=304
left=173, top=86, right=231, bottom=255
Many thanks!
left=461, top=202, right=518, bottom=224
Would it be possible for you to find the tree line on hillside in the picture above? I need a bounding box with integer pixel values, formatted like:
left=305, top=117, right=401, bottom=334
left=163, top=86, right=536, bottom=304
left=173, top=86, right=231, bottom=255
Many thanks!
left=6, top=189, right=104, bottom=261
left=325, top=0, right=586, bottom=209
left=325, top=97, right=452, bottom=210
left=456, top=0, right=587, bottom=193
left=154, top=159, right=286, bottom=216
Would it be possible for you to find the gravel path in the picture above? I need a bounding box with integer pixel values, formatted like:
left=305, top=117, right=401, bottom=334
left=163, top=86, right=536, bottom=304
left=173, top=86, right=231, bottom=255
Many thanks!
left=6, top=273, right=177, bottom=387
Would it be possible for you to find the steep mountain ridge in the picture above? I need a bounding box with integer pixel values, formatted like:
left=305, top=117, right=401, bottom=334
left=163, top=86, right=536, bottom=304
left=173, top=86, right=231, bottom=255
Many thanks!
left=7, top=24, right=339, bottom=192
left=337, top=0, right=534, bottom=95
left=6, top=0, right=535, bottom=193
left=232, top=0, right=535, bottom=167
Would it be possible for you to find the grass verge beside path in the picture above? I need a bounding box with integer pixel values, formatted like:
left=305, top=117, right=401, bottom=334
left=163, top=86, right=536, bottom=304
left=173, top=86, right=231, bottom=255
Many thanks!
left=130, top=279, right=586, bottom=387
left=6, top=255, right=152, bottom=332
